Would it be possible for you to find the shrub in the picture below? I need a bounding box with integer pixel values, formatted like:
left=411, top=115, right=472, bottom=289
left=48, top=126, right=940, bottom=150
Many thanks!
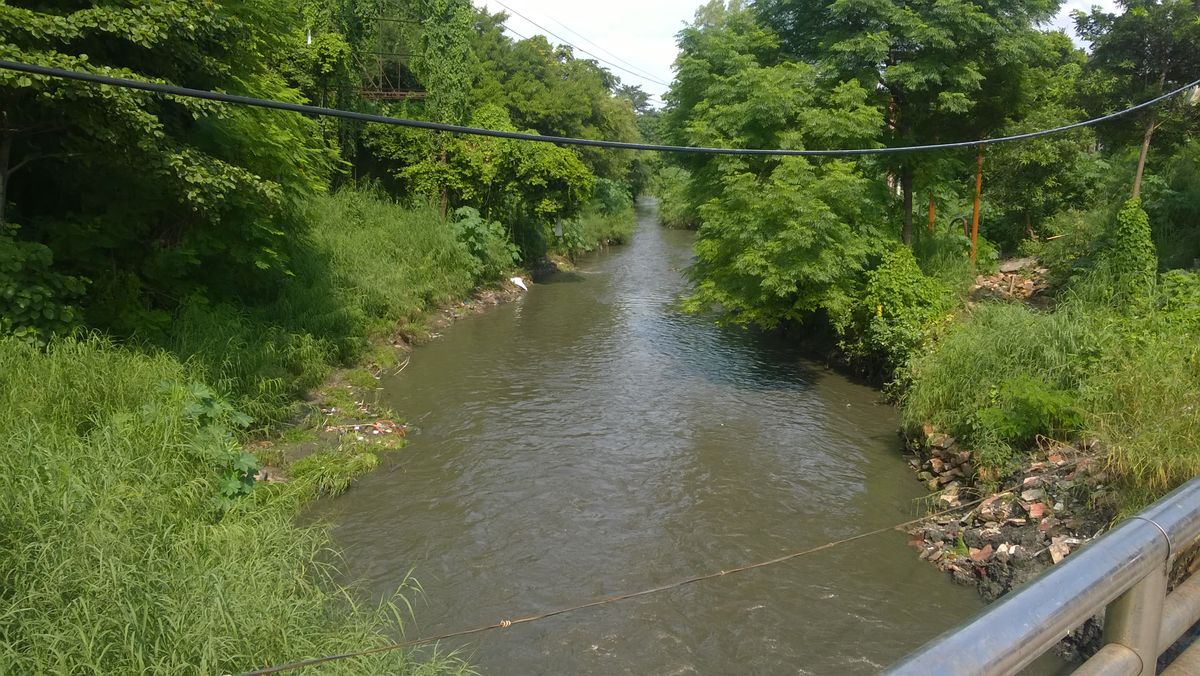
left=653, top=166, right=698, bottom=229
left=451, top=207, right=519, bottom=282
left=973, top=374, right=1085, bottom=449
left=592, top=178, right=634, bottom=216
left=0, top=223, right=86, bottom=342
left=842, top=246, right=952, bottom=379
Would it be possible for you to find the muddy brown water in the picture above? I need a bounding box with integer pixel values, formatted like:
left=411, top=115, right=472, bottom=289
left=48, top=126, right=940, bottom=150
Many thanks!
left=309, top=199, right=1068, bottom=674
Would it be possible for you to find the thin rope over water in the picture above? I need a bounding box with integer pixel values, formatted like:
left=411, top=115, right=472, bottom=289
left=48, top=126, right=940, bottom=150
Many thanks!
left=240, top=493, right=1003, bottom=675
left=1, top=60, right=1196, bottom=157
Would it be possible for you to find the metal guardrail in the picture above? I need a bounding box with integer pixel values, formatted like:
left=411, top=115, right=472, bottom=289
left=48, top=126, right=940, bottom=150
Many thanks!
left=888, top=477, right=1200, bottom=675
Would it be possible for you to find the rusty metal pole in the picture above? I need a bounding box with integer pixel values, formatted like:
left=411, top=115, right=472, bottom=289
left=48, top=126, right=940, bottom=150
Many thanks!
left=969, top=146, right=984, bottom=266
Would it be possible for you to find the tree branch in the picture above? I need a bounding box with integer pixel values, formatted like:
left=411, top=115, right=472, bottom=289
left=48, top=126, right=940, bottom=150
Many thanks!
left=5, top=151, right=78, bottom=178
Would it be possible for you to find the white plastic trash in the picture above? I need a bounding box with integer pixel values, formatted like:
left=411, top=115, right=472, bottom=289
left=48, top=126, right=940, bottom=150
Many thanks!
left=510, top=277, right=528, bottom=291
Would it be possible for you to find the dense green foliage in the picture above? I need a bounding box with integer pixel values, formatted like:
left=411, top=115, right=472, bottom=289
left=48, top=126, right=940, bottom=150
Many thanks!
left=1, top=0, right=642, bottom=348
left=842, top=246, right=953, bottom=380
left=662, top=0, right=1200, bottom=508
left=1, top=2, right=649, bottom=671
left=0, top=222, right=84, bottom=341
left=1102, top=199, right=1158, bottom=301
left=1, top=0, right=331, bottom=329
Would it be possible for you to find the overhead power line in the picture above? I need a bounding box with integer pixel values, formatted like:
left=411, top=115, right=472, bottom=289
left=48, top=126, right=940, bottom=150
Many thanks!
left=488, top=0, right=672, bottom=87
left=535, top=6, right=672, bottom=86
left=2, top=60, right=1197, bottom=157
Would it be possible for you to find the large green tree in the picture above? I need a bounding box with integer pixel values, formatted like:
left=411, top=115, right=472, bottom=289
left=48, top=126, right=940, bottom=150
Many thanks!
left=1075, top=0, right=1200, bottom=199
left=664, top=2, right=887, bottom=327
left=983, top=32, right=1104, bottom=246
left=755, top=0, right=1061, bottom=245
left=469, top=11, right=641, bottom=184
left=0, top=1, right=329, bottom=331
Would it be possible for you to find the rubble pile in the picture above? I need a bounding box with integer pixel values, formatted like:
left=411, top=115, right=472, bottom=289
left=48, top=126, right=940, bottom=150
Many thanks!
left=907, top=439, right=1111, bottom=598
left=904, top=434, right=1114, bottom=659
left=908, top=432, right=972, bottom=505
left=971, top=257, right=1049, bottom=302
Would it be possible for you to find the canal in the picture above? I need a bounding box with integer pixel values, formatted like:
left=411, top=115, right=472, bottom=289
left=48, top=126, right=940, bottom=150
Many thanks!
left=309, top=199, right=1004, bottom=673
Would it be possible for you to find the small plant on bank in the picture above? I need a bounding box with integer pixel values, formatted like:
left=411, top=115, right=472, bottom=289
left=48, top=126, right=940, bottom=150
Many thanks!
left=0, top=223, right=87, bottom=343
left=451, top=206, right=519, bottom=282
left=179, top=382, right=260, bottom=512
left=973, top=375, right=1085, bottom=451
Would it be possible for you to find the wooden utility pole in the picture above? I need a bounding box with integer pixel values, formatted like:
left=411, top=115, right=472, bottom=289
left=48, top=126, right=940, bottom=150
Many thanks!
left=969, top=146, right=984, bottom=266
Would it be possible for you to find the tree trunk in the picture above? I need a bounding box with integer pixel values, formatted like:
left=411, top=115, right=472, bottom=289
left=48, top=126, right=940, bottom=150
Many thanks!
left=1025, top=211, right=1035, bottom=240
left=1131, top=116, right=1155, bottom=201
left=0, top=133, right=10, bottom=227
left=901, top=166, right=913, bottom=246
left=969, top=146, right=984, bottom=266
left=927, top=194, right=936, bottom=233
left=1132, top=72, right=1167, bottom=201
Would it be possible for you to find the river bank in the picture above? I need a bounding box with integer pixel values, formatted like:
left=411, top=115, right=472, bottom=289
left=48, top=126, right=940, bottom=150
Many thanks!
left=902, top=428, right=1115, bottom=660
left=0, top=186, right=633, bottom=674
left=887, top=251, right=1200, bottom=663
left=250, top=276, right=531, bottom=490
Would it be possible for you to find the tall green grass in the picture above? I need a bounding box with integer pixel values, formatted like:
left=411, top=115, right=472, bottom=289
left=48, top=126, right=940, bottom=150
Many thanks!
left=901, top=274, right=1200, bottom=508
left=305, top=189, right=476, bottom=327
left=159, top=187, right=480, bottom=426
left=0, top=336, right=466, bottom=674
left=568, top=206, right=636, bottom=254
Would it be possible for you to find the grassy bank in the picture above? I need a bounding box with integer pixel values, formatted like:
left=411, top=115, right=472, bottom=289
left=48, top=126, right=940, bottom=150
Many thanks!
left=881, top=202, right=1200, bottom=511
left=162, top=187, right=636, bottom=427
left=1, top=185, right=636, bottom=673
left=0, top=188, right=484, bottom=673
left=160, top=188, right=482, bottom=427
left=0, top=336, right=466, bottom=674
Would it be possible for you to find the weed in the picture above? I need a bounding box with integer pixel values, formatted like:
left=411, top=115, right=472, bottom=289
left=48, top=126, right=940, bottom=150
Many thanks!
left=346, top=368, right=381, bottom=390
left=291, top=448, right=381, bottom=498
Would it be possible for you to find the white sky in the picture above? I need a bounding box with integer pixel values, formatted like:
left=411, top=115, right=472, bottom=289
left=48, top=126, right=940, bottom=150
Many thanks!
left=476, top=0, right=1121, bottom=106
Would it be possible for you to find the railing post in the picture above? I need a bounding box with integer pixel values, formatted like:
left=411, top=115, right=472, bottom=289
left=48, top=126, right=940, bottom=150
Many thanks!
left=1103, top=567, right=1168, bottom=674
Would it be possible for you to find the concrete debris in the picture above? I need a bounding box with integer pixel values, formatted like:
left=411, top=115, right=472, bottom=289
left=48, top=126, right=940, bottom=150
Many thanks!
left=904, top=426, right=1116, bottom=662
left=971, top=258, right=1050, bottom=302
